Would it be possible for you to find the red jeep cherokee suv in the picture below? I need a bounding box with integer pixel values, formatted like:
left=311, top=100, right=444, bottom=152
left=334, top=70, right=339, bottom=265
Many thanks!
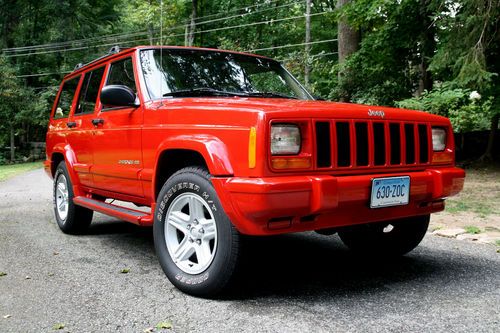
left=45, top=46, right=465, bottom=296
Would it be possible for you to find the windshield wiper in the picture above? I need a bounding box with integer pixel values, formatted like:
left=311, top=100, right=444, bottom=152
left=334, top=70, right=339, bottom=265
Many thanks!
left=243, top=91, right=298, bottom=99
left=162, top=88, right=298, bottom=99
left=163, top=87, right=246, bottom=97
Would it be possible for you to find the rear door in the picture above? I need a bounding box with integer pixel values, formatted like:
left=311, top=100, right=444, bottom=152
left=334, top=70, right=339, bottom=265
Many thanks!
left=90, top=55, right=144, bottom=197
left=49, top=75, right=81, bottom=171
left=66, top=66, right=106, bottom=188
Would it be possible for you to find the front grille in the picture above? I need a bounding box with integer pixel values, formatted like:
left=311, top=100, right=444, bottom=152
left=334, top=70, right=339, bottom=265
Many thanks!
left=335, top=122, right=351, bottom=167
left=314, top=120, right=431, bottom=169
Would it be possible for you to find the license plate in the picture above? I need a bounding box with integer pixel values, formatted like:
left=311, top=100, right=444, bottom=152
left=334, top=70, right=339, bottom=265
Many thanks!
left=370, top=176, right=410, bottom=208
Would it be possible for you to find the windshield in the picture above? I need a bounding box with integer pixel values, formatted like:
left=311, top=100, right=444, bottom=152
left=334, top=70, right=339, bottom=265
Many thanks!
left=139, top=48, right=312, bottom=100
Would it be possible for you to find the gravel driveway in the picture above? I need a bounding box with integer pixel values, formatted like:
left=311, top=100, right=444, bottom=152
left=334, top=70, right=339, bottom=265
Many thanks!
left=1, top=169, right=499, bottom=332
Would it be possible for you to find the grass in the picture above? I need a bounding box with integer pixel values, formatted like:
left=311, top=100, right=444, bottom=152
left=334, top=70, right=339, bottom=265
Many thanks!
left=444, top=165, right=500, bottom=218
left=0, top=162, right=42, bottom=182
left=464, top=225, right=482, bottom=234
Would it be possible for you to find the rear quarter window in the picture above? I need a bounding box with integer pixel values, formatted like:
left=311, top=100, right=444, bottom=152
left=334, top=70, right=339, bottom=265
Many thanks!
left=53, top=76, right=80, bottom=119
left=106, top=57, right=137, bottom=92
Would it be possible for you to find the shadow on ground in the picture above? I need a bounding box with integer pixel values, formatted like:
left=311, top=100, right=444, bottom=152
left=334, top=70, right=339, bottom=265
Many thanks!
left=83, top=219, right=486, bottom=300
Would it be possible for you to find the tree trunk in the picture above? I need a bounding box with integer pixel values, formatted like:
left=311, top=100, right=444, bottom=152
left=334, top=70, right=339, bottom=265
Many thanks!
left=481, top=113, right=499, bottom=161
left=416, top=0, right=435, bottom=96
left=10, top=126, right=15, bottom=162
left=148, top=0, right=154, bottom=44
left=336, top=0, right=360, bottom=102
left=304, top=0, right=312, bottom=86
left=187, top=0, right=198, bottom=46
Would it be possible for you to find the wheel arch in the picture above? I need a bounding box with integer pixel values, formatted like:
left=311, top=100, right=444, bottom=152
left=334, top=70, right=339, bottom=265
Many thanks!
left=152, top=136, right=234, bottom=200
left=50, top=144, right=80, bottom=188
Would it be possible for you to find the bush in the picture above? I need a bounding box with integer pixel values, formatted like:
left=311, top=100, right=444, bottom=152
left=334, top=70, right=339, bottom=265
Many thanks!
left=397, top=87, right=491, bottom=133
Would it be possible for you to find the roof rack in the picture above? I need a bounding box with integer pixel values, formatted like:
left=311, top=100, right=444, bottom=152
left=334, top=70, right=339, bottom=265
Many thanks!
left=73, top=46, right=126, bottom=72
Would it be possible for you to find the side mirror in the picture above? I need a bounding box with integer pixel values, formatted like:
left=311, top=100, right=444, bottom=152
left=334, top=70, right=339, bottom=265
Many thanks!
left=100, top=85, right=139, bottom=108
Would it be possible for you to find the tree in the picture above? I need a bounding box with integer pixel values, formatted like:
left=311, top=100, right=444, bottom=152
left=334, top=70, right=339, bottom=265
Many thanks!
left=187, top=0, right=198, bottom=46
left=0, top=56, right=28, bottom=161
left=429, top=0, right=500, bottom=160
left=336, top=0, right=360, bottom=102
left=304, top=0, right=312, bottom=86
left=416, top=0, right=436, bottom=96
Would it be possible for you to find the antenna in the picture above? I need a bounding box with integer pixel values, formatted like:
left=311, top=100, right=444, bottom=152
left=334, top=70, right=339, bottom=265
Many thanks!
left=158, top=0, right=164, bottom=108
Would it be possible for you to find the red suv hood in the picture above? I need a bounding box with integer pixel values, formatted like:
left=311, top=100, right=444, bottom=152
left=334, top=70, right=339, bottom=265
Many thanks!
left=151, top=97, right=447, bottom=123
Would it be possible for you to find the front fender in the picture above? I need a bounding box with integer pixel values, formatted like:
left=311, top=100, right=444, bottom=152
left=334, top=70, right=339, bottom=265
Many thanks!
left=155, top=135, right=234, bottom=176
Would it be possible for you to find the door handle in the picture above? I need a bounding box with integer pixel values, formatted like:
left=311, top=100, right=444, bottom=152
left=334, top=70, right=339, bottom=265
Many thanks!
left=91, top=118, right=104, bottom=126
left=66, top=121, right=77, bottom=128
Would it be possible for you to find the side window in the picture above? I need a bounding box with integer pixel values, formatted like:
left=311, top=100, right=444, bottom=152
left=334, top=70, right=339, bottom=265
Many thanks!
left=53, top=76, right=80, bottom=119
left=75, top=66, right=105, bottom=115
left=106, top=57, right=137, bottom=92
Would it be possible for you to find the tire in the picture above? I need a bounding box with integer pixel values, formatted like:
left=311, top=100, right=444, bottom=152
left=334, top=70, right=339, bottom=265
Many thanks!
left=53, top=161, right=93, bottom=234
left=338, top=214, right=430, bottom=257
left=153, top=166, right=240, bottom=297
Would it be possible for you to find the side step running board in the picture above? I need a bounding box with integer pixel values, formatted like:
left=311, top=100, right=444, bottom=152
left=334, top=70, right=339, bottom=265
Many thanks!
left=73, top=196, right=153, bottom=225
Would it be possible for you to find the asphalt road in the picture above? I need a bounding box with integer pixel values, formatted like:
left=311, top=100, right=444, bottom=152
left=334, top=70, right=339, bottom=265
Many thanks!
left=1, top=169, right=499, bottom=333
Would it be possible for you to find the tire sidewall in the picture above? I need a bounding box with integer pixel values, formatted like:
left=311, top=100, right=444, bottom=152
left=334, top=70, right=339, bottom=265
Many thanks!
left=154, top=169, right=236, bottom=296
left=339, top=214, right=430, bottom=256
left=53, top=162, right=75, bottom=231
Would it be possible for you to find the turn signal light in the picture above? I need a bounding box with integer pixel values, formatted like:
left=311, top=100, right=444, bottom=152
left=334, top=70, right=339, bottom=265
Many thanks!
left=432, top=152, right=453, bottom=164
left=271, top=157, right=311, bottom=169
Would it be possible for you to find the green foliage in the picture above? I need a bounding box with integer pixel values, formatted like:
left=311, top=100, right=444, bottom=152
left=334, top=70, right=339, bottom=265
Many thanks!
left=397, top=87, right=491, bottom=133
left=0, top=56, right=24, bottom=127
left=429, top=0, right=500, bottom=91
left=0, top=0, right=499, bottom=161
left=464, top=226, right=482, bottom=234
left=0, top=162, right=42, bottom=181
left=52, top=323, right=65, bottom=330
left=155, top=321, right=173, bottom=330
left=332, top=0, right=429, bottom=105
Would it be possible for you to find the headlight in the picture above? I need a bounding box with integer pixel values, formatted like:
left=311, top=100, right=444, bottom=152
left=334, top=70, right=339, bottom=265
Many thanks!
left=432, top=128, right=446, bottom=151
left=271, top=124, right=301, bottom=155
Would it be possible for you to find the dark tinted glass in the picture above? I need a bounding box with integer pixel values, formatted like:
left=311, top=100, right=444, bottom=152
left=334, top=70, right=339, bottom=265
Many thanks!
left=140, top=49, right=311, bottom=100
left=106, top=58, right=136, bottom=92
left=54, top=76, right=80, bottom=119
left=76, top=66, right=105, bottom=115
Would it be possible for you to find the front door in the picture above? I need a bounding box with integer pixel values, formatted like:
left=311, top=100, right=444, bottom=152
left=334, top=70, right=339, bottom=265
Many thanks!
left=90, top=55, right=144, bottom=197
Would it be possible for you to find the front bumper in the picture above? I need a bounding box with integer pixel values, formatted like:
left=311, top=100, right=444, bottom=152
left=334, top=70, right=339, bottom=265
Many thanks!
left=211, top=167, right=465, bottom=235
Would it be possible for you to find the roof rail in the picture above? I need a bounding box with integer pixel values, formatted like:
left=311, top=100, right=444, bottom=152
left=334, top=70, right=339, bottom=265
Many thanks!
left=72, top=45, right=126, bottom=73
left=108, top=45, right=121, bottom=54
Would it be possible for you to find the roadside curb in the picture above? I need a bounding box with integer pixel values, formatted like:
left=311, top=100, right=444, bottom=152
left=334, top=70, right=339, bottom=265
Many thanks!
left=431, top=227, right=500, bottom=246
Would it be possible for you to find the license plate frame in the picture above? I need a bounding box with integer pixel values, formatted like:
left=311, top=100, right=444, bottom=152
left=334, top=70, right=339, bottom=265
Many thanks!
left=370, top=176, right=410, bottom=208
